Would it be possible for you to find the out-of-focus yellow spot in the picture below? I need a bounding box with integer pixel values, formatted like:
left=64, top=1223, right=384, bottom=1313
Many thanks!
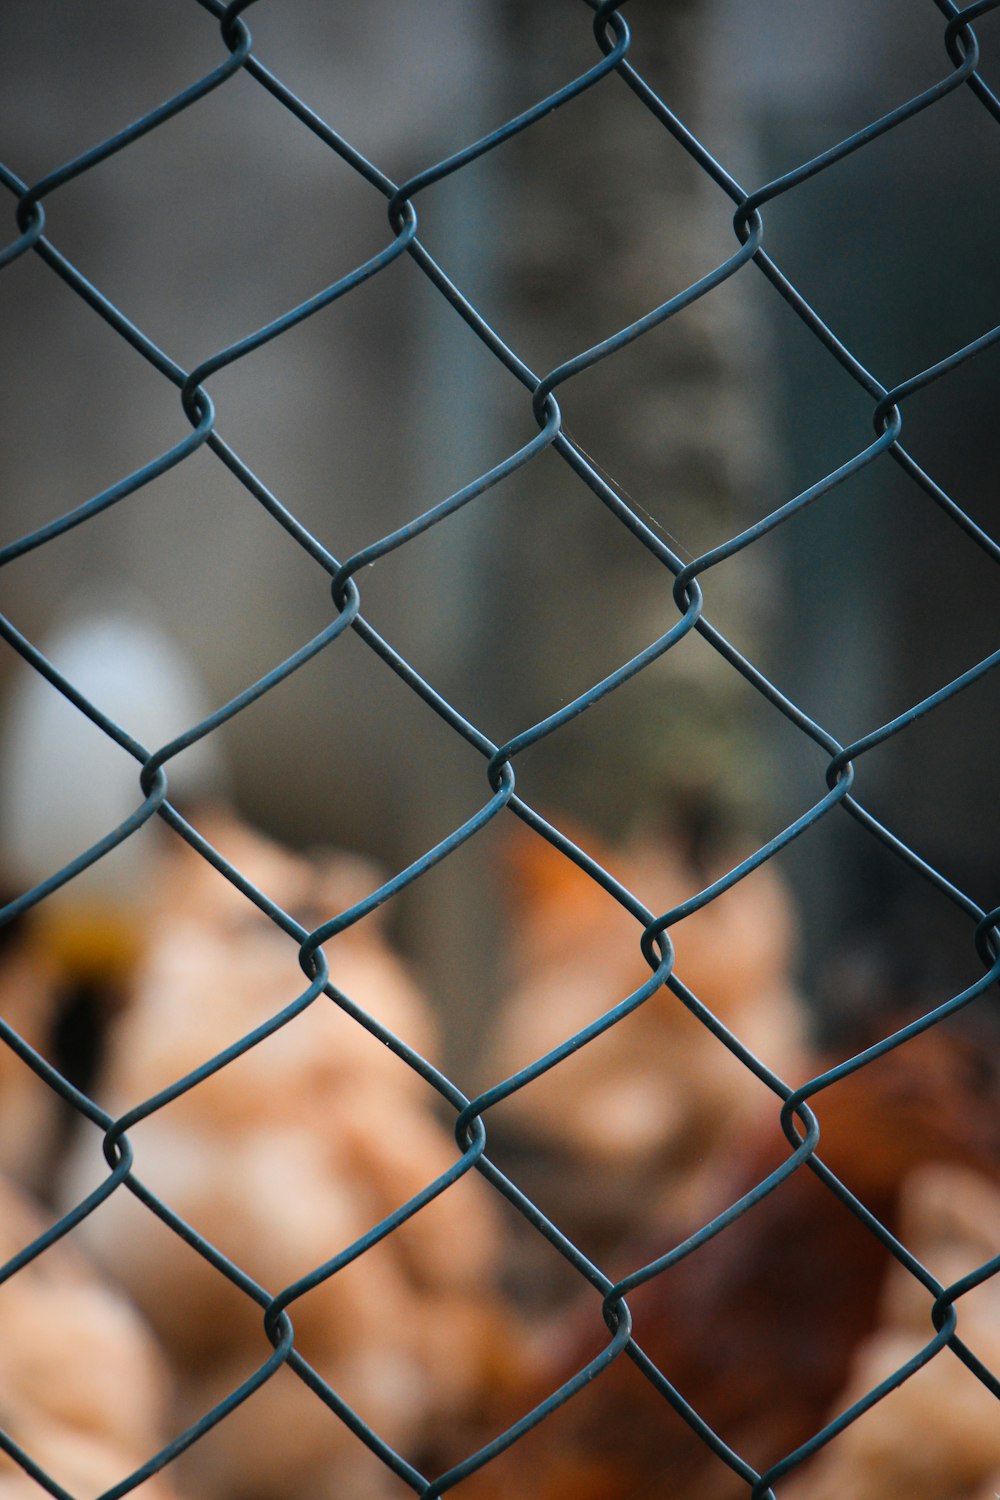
left=29, top=899, right=144, bottom=989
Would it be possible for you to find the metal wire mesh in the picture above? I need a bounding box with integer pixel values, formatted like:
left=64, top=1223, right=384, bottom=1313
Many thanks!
left=1, top=1, right=999, bottom=1496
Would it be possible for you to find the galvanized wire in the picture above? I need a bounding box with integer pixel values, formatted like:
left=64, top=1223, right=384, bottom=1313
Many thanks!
left=0, top=0, right=999, bottom=1495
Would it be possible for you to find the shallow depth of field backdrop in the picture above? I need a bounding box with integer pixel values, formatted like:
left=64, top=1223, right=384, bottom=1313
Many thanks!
left=1, top=1, right=999, bottom=1496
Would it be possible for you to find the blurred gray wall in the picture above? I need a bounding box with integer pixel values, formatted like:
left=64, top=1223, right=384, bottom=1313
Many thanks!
left=711, top=0, right=1000, bottom=1025
left=16, top=2, right=994, bottom=1049
left=0, top=1, right=782, bottom=1051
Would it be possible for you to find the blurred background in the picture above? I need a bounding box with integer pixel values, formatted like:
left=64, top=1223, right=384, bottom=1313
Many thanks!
left=0, top=0, right=998, bottom=1058
left=2, top=6, right=1000, bottom=1499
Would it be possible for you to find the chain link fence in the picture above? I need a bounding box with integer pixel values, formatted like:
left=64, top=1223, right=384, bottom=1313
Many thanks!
left=1, top=1, right=999, bottom=1496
